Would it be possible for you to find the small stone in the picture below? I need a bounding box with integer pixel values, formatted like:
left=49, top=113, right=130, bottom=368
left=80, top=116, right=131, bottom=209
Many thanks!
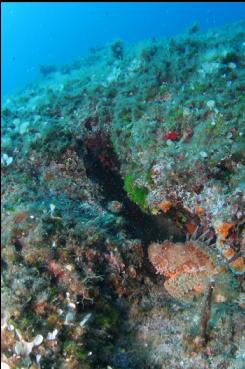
left=8, top=324, right=15, bottom=331
left=50, top=204, right=55, bottom=213
left=206, top=100, right=215, bottom=109
left=166, top=139, right=173, bottom=146
left=47, top=329, right=58, bottom=341
left=200, top=151, right=208, bottom=158
left=228, top=62, right=236, bottom=69
left=215, top=294, right=227, bottom=303
left=65, top=264, right=73, bottom=272
left=183, top=107, right=190, bottom=117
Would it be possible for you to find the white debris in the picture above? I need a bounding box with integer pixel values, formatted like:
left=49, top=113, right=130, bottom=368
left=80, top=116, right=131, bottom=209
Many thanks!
left=64, top=312, right=74, bottom=325
left=14, top=334, right=43, bottom=356
left=68, top=302, right=76, bottom=310
left=47, top=328, right=58, bottom=341
left=36, top=354, right=42, bottom=364
left=183, top=107, right=190, bottom=117
left=19, top=121, right=29, bottom=135
left=228, top=62, right=236, bottom=69
left=104, top=66, right=121, bottom=86
left=1, top=311, right=10, bottom=330
left=166, top=139, right=173, bottom=146
left=33, top=334, right=43, bottom=346
left=1, top=362, right=10, bottom=369
left=206, top=100, right=215, bottom=109
left=57, top=308, right=63, bottom=316
left=50, top=203, right=56, bottom=216
left=13, top=118, right=21, bottom=126
left=15, top=340, right=34, bottom=356
left=15, top=328, right=23, bottom=340
left=200, top=151, right=208, bottom=158
left=1, top=153, right=13, bottom=166
left=79, top=313, right=92, bottom=327
left=128, top=58, right=141, bottom=73
left=50, top=203, right=55, bottom=212
left=201, top=61, right=221, bottom=76
left=65, top=264, right=73, bottom=272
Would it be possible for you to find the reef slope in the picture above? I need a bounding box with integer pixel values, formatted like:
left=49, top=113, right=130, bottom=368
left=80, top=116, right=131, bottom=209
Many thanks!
left=1, top=21, right=245, bottom=369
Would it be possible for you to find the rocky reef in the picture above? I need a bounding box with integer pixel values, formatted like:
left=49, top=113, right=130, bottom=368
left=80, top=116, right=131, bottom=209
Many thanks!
left=1, top=21, right=245, bottom=369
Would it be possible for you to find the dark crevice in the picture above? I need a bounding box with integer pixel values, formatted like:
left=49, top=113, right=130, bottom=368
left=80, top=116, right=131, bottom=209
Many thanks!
left=75, top=135, right=184, bottom=248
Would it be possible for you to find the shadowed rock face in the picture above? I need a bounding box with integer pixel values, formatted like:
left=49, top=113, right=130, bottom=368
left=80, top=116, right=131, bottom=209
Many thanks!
left=81, top=131, right=184, bottom=245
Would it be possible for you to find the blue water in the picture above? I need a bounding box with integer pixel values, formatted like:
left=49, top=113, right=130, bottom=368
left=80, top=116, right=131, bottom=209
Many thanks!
left=2, top=2, right=245, bottom=97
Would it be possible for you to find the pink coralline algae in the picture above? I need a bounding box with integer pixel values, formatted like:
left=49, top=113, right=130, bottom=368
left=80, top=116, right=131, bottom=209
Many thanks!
left=148, top=240, right=217, bottom=301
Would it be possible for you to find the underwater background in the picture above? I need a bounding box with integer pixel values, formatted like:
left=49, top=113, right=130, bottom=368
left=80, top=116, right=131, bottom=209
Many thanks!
left=1, top=3, right=245, bottom=369
left=2, top=2, right=245, bottom=97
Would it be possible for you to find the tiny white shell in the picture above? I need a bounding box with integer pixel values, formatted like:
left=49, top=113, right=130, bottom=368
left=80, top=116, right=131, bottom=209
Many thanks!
left=33, top=334, right=43, bottom=347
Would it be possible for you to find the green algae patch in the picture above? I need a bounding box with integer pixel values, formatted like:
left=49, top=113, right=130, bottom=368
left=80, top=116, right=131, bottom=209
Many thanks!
left=62, top=340, right=90, bottom=364
left=95, top=305, right=120, bottom=330
left=124, top=174, right=149, bottom=211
